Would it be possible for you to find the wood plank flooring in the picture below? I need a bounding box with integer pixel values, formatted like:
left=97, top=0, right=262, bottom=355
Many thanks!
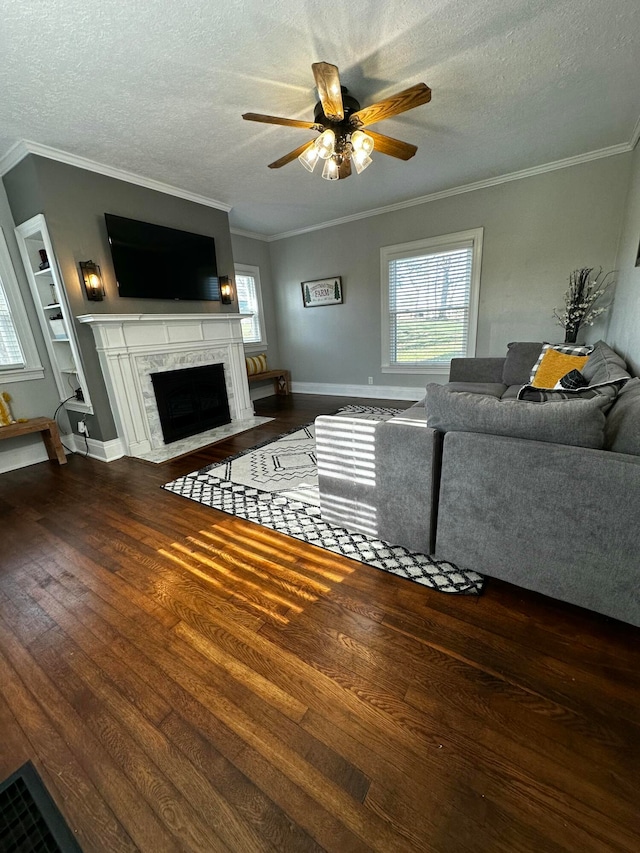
left=1, top=393, right=639, bottom=852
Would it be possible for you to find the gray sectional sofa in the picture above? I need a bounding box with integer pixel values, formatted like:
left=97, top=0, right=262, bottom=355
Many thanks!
left=316, top=340, right=640, bottom=627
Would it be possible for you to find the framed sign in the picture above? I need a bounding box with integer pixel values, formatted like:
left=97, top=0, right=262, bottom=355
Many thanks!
left=301, top=276, right=343, bottom=307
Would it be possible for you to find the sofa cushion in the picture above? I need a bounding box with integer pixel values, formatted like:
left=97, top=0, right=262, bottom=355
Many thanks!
left=425, top=383, right=607, bottom=448
left=530, top=348, right=590, bottom=388
left=582, top=340, right=629, bottom=384
left=502, top=342, right=544, bottom=386
left=446, top=382, right=507, bottom=398
left=604, top=377, right=640, bottom=456
left=499, top=385, right=522, bottom=400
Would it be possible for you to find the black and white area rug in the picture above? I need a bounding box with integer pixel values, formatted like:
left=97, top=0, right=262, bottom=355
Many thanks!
left=163, top=406, right=484, bottom=595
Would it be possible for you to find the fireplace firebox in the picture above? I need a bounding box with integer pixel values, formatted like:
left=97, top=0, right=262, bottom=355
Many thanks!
left=151, top=363, right=230, bottom=444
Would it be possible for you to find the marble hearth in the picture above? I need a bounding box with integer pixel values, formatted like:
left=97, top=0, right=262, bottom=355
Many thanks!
left=78, top=313, right=270, bottom=461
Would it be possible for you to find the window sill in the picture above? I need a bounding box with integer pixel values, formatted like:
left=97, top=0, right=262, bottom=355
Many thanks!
left=0, top=365, right=45, bottom=383
left=243, top=343, right=268, bottom=353
left=382, top=364, right=450, bottom=375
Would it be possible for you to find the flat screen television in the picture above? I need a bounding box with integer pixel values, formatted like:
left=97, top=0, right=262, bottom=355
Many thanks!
left=105, top=213, right=219, bottom=301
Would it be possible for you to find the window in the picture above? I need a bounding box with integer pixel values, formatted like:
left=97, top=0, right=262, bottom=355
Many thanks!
left=0, top=228, right=43, bottom=382
left=381, top=228, right=482, bottom=372
left=235, top=264, right=267, bottom=350
left=0, top=276, right=23, bottom=369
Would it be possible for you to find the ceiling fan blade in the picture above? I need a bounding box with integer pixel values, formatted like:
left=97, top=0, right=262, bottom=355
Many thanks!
left=268, top=140, right=315, bottom=169
left=338, top=157, right=352, bottom=179
left=351, top=83, right=431, bottom=127
left=243, top=113, right=316, bottom=129
left=365, top=130, right=417, bottom=160
left=312, top=62, right=344, bottom=121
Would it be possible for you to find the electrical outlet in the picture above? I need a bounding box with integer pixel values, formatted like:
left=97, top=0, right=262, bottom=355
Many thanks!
left=368, top=376, right=374, bottom=385
left=77, top=420, right=88, bottom=435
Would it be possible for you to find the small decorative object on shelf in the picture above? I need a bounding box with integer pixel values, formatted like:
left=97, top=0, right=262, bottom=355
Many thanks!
left=38, top=249, right=49, bottom=270
left=49, top=283, right=59, bottom=304
left=0, top=391, right=16, bottom=426
left=553, top=267, right=616, bottom=344
left=48, top=312, right=66, bottom=339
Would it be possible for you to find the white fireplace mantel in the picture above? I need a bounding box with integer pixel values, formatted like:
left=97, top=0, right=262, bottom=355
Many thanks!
left=78, top=313, right=255, bottom=459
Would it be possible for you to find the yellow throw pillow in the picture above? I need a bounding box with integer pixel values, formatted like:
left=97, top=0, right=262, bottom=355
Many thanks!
left=531, top=349, right=589, bottom=388
left=246, top=353, right=268, bottom=375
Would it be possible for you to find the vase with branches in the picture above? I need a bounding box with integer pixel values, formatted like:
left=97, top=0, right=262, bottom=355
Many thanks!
left=553, top=267, right=615, bottom=343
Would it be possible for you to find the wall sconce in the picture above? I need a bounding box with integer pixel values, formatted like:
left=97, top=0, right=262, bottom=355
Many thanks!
left=79, top=260, right=105, bottom=301
left=219, top=275, right=233, bottom=304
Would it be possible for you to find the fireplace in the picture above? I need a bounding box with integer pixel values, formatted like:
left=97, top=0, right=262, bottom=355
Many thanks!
left=77, top=313, right=258, bottom=460
left=151, top=363, right=230, bottom=444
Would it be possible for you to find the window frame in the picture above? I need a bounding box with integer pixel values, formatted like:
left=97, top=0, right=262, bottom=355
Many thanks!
left=0, top=227, right=44, bottom=383
left=234, top=263, right=268, bottom=352
left=380, top=228, right=483, bottom=374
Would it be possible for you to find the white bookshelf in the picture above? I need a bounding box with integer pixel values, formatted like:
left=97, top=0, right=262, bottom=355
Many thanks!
left=15, top=214, right=93, bottom=414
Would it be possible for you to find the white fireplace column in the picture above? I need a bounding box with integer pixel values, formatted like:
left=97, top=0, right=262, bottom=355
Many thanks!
left=78, top=313, right=255, bottom=458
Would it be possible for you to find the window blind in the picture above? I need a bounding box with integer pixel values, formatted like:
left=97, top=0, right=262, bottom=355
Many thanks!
left=0, top=278, right=24, bottom=369
left=388, top=244, right=473, bottom=367
left=236, top=272, right=262, bottom=344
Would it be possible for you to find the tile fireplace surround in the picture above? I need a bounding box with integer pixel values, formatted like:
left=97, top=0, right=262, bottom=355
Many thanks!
left=78, top=313, right=268, bottom=462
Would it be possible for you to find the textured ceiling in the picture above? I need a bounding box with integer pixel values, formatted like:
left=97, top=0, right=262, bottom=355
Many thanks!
left=1, top=0, right=639, bottom=236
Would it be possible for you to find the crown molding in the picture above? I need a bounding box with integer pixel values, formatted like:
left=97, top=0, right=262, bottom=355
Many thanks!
left=230, top=227, right=270, bottom=242
left=266, top=141, right=633, bottom=241
left=0, top=140, right=232, bottom=212
left=0, top=140, right=28, bottom=176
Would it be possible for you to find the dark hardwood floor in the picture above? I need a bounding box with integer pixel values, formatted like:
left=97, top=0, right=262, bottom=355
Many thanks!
left=1, top=393, right=639, bottom=852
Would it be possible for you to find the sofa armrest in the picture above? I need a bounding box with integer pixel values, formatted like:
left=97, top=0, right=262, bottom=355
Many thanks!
left=316, top=414, right=441, bottom=554
left=448, top=357, right=506, bottom=383
left=435, top=431, right=640, bottom=626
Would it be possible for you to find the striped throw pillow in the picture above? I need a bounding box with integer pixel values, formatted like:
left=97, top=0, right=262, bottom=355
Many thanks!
left=246, top=353, right=268, bottom=375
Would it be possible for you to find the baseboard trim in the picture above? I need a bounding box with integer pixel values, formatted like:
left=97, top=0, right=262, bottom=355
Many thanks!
left=0, top=441, right=63, bottom=473
left=250, top=384, right=280, bottom=401
left=71, top=434, right=126, bottom=462
left=290, top=381, right=424, bottom=401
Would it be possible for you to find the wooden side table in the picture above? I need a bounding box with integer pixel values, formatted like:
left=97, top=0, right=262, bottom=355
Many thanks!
left=247, top=368, right=291, bottom=395
left=0, top=417, right=67, bottom=465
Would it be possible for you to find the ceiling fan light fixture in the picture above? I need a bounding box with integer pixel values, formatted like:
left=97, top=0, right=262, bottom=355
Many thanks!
left=322, top=157, right=340, bottom=181
left=245, top=63, right=430, bottom=178
left=298, top=144, right=320, bottom=172
left=351, top=130, right=374, bottom=156
left=352, top=150, right=373, bottom=174
left=314, top=128, right=336, bottom=160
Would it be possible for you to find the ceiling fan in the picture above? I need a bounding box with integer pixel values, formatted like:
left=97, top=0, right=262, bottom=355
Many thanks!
left=242, top=62, right=431, bottom=180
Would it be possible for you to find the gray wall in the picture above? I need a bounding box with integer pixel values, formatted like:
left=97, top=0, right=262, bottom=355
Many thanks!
left=4, top=155, right=236, bottom=441
left=0, top=180, right=64, bottom=470
left=607, top=144, right=640, bottom=374
left=268, top=154, right=631, bottom=390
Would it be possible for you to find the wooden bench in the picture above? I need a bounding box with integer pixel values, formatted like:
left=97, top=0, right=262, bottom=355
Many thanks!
left=247, top=368, right=291, bottom=395
left=0, top=416, right=67, bottom=464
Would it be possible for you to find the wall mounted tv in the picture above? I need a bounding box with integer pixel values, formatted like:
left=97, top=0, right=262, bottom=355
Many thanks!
left=105, top=213, right=220, bottom=301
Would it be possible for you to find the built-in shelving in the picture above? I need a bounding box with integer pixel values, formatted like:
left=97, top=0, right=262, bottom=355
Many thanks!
left=15, top=214, right=93, bottom=414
